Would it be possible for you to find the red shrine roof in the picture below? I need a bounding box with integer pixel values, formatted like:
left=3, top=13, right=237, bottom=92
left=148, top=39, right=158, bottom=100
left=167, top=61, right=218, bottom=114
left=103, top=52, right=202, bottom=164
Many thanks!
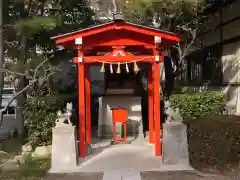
left=51, top=20, right=181, bottom=45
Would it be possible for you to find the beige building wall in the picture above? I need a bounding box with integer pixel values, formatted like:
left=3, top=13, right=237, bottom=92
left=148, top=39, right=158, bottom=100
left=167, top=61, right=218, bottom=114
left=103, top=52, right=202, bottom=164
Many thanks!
left=188, top=0, right=240, bottom=112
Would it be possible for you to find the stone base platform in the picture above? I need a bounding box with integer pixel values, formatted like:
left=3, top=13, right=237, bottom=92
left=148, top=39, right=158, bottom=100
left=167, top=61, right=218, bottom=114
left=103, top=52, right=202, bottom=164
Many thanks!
left=52, top=141, right=193, bottom=173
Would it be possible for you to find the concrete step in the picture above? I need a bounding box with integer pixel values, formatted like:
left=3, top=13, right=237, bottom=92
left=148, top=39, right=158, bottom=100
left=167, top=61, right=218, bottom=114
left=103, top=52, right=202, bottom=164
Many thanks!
left=102, top=171, right=121, bottom=180
left=122, top=170, right=141, bottom=180
left=102, top=171, right=141, bottom=180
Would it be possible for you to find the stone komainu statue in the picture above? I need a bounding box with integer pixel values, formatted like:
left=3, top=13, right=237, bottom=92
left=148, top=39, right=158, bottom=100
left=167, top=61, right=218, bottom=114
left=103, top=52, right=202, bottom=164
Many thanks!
left=55, top=103, right=73, bottom=126
left=165, top=101, right=183, bottom=123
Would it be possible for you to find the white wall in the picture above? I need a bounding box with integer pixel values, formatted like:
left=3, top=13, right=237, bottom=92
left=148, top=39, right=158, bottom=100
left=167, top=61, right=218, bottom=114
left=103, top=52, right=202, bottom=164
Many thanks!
left=222, top=41, right=240, bottom=84
left=1, top=115, right=20, bottom=134
left=98, top=96, right=143, bottom=138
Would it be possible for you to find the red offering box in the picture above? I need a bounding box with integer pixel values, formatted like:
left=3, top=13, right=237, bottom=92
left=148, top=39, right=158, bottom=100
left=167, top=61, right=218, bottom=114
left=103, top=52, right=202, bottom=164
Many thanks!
left=112, top=108, right=128, bottom=123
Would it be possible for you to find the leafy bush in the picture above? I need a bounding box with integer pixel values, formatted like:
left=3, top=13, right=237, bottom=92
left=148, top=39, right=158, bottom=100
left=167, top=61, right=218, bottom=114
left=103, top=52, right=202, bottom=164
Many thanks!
left=24, top=93, right=65, bottom=148
left=169, top=91, right=226, bottom=119
left=19, top=155, right=51, bottom=177
left=0, top=151, right=10, bottom=164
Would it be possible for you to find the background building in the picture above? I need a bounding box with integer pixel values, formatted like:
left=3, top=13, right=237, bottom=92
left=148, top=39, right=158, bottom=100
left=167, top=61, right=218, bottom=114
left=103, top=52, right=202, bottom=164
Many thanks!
left=181, top=0, right=240, bottom=113
left=1, top=87, right=18, bottom=136
left=90, top=0, right=122, bottom=21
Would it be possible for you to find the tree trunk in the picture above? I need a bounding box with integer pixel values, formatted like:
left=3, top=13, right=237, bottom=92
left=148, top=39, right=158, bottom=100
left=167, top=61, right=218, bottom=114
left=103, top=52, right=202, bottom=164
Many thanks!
left=16, top=35, right=27, bottom=136
left=0, top=0, right=4, bottom=124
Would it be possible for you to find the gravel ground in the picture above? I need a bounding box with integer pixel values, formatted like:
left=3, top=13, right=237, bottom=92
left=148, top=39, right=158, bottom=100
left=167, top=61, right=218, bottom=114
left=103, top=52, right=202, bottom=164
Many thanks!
left=0, top=172, right=103, bottom=180
left=141, top=171, right=239, bottom=180
left=45, top=172, right=103, bottom=180
left=41, top=170, right=240, bottom=180
left=187, top=116, right=240, bottom=172
left=1, top=171, right=240, bottom=180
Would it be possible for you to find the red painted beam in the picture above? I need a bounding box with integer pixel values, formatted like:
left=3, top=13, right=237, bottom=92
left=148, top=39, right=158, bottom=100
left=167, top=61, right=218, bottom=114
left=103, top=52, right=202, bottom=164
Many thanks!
left=153, top=50, right=162, bottom=156
left=148, top=64, right=154, bottom=144
left=78, top=52, right=86, bottom=158
left=83, top=46, right=153, bottom=56
left=54, top=21, right=180, bottom=45
left=76, top=55, right=154, bottom=63
left=88, top=39, right=149, bottom=47
left=85, top=65, right=91, bottom=145
left=56, top=23, right=117, bottom=44
left=83, top=30, right=154, bottom=48
left=121, top=24, right=181, bottom=42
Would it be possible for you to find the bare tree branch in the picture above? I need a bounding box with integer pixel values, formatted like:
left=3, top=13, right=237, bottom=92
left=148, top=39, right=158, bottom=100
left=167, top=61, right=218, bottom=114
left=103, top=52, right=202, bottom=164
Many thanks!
left=44, top=66, right=61, bottom=72
left=171, top=26, right=199, bottom=78
left=181, top=27, right=198, bottom=60
left=112, top=0, right=117, bottom=14
left=39, top=71, right=56, bottom=85
left=0, top=69, right=31, bottom=79
left=0, top=71, right=57, bottom=126
left=177, top=45, right=182, bottom=61
left=0, top=56, right=60, bottom=126
left=33, top=58, right=49, bottom=79
left=173, top=25, right=199, bottom=63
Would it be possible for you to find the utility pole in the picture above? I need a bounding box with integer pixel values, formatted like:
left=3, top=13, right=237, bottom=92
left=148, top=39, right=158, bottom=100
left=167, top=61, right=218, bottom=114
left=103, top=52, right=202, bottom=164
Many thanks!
left=0, top=0, right=5, bottom=122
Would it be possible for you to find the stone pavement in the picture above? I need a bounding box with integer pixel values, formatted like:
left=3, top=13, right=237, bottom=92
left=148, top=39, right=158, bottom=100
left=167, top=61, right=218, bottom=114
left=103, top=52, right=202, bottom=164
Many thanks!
left=76, top=144, right=162, bottom=172
left=101, top=170, right=231, bottom=180
left=46, top=172, right=103, bottom=180
left=45, top=171, right=231, bottom=180
left=102, top=171, right=141, bottom=180
left=46, top=139, right=237, bottom=179
left=47, top=141, right=196, bottom=179
left=72, top=143, right=192, bottom=173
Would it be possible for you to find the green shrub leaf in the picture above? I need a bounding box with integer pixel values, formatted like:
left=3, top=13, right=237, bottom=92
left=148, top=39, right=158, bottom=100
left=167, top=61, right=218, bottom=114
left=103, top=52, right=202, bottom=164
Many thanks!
left=169, top=91, right=226, bottom=119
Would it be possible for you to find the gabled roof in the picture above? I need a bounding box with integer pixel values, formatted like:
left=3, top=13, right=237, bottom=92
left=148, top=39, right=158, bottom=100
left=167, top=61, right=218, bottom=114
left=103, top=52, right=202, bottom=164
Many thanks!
left=51, top=20, right=181, bottom=45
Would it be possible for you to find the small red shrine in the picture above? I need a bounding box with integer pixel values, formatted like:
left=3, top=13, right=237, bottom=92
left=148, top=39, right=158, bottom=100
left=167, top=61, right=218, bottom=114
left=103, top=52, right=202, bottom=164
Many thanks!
left=52, top=16, right=180, bottom=158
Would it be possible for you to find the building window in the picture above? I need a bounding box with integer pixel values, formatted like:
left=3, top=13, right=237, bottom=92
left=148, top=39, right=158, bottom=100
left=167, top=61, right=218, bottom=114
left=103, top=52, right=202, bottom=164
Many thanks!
left=202, top=45, right=223, bottom=84
left=7, top=107, right=16, bottom=115
left=1, top=107, right=16, bottom=116
left=3, top=89, right=14, bottom=94
left=185, top=51, right=203, bottom=84
left=185, top=44, right=223, bottom=85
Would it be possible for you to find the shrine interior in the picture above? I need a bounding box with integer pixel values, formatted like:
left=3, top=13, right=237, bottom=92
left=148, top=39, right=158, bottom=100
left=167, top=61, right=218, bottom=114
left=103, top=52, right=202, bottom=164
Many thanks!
left=52, top=49, right=164, bottom=138
left=89, top=62, right=152, bottom=137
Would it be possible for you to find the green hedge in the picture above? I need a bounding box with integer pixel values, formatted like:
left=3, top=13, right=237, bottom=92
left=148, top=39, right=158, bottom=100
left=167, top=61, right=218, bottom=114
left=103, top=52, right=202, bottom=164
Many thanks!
left=169, top=91, right=226, bottom=119
left=24, top=94, right=65, bottom=148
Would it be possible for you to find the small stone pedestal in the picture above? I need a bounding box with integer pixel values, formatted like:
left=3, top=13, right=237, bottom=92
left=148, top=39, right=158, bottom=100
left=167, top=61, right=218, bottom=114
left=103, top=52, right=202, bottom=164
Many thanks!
left=162, top=122, right=189, bottom=165
left=50, top=124, right=78, bottom=173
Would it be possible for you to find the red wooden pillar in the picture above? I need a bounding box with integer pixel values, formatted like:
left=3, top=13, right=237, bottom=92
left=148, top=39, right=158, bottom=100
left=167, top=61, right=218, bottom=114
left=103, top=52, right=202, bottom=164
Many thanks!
left=153, top=49, right=162, bottom=156
left=148, top=64, right=154, bottom=144
left=78, top=49, right=86, bottom=158
left=85, top=65, right=91, bottom=145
